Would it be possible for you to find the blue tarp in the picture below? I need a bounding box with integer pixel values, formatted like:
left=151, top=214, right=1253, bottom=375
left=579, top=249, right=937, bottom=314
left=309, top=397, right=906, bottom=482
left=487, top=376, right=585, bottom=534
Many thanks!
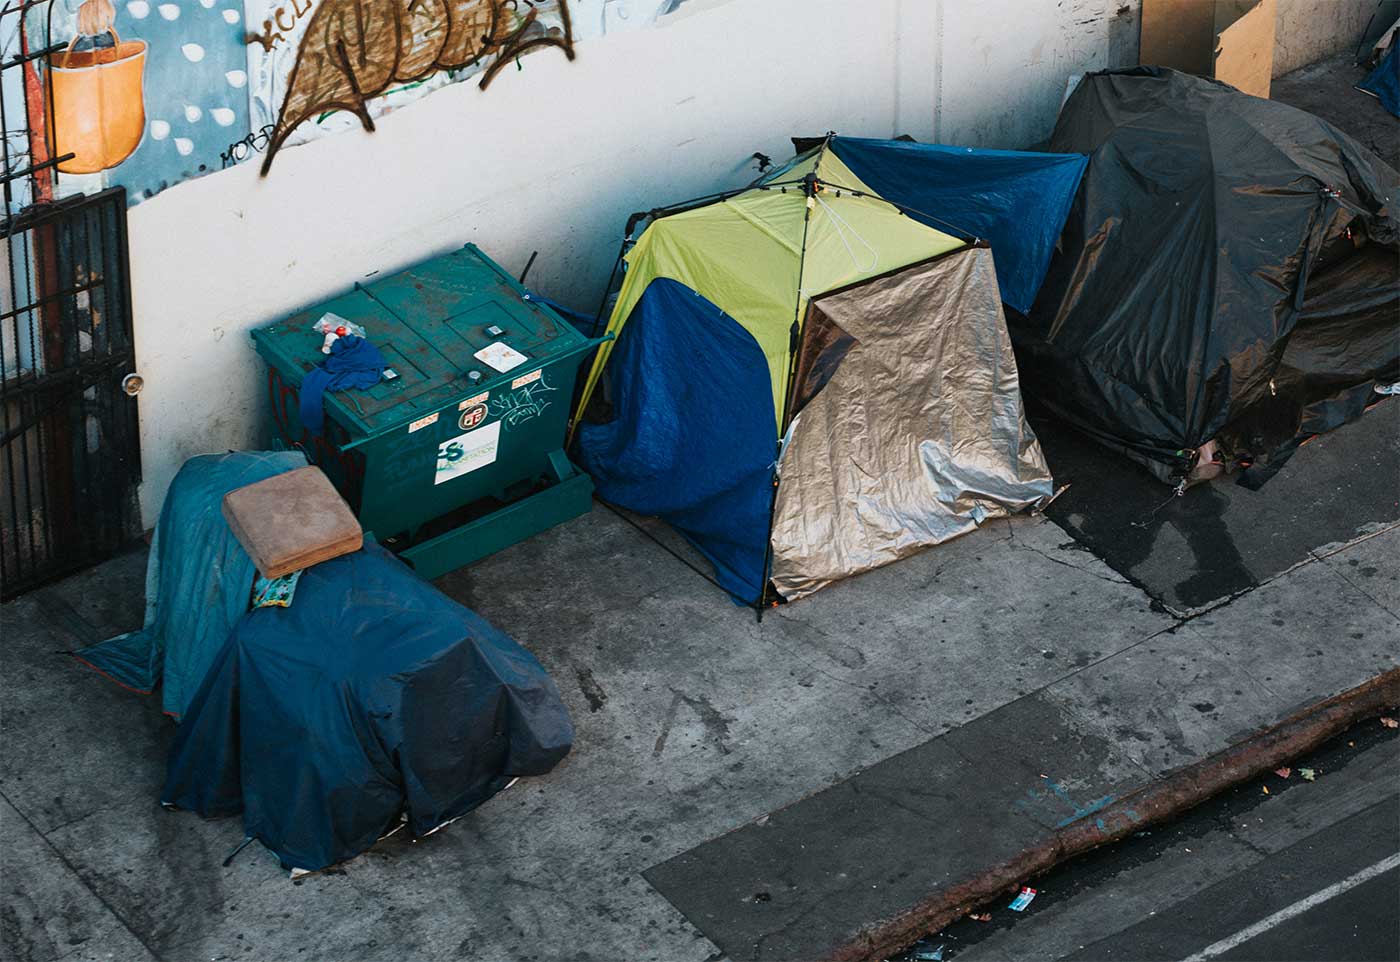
left=74, top=451, right=307, bottom=718
left=1358, top=44, right=1400, bottom=117
left=825, top=137, right=1088, bottom=314
left=576, top=278, right=776, bottom=604
left=162, top=542, right=574, bottom=872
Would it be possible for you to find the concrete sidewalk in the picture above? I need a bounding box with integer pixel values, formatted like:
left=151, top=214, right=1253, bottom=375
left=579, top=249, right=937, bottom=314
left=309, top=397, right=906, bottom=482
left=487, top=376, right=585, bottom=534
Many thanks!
left=5, top=48, right=1399, bottom=962
left=2, top=481, right=1396, bottom=961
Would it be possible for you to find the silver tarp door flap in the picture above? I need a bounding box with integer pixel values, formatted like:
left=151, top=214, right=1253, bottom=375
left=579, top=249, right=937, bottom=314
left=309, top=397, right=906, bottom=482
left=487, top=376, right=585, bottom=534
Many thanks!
left=769, top=245, right=1054, bottom=600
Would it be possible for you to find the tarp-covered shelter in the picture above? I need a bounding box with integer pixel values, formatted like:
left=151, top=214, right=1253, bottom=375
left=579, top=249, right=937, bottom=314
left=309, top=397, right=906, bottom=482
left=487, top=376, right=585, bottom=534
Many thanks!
left=574, top=141, right=1057, bottom=606
left=163, top=541, right=574, bottom=872
left=1018, top=67, right=1400, bottom=486
left=792, top=136, right=1088, bottom=314
left=74, top=450, right=309, bottom=718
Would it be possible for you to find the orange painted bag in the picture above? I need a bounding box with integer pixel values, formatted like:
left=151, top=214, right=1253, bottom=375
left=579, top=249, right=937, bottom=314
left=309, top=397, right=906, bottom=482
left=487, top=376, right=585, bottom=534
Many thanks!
left=47, top=28, right=146, bottom=174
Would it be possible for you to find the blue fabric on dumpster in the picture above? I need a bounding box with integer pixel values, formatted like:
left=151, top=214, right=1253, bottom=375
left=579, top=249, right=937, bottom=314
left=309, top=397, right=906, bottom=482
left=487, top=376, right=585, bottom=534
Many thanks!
left=298, top=334, right=386, bottom=435
left=74, top=451, right=307, bottom=718
left=575, top=278, right=776, bottom=605
left=527, top=290, right=600, bottom=338
left=1358, top=44, right=1400, bottom=117
left=162, top=541, right=574, bottom=872
left=824, top=136, right=1088, bottom=314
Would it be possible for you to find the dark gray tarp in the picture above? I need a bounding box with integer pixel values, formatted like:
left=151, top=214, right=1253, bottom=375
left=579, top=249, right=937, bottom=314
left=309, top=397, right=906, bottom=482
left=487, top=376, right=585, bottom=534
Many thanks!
left=1016, top=67, right=1399, bottom=485
left=162, top=542, right=573, bottom=872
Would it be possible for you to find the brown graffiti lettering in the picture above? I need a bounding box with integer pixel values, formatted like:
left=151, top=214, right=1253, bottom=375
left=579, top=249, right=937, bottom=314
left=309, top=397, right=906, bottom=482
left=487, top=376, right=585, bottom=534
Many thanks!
left=259, top=0, right=575, bottom=176
left=246, top=0, right=314, bottom=52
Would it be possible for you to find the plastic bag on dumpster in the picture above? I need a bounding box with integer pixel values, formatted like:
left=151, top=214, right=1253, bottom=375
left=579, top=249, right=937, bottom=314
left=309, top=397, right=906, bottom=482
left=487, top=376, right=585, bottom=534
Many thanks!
left=161, top=542, right=574, bottom=872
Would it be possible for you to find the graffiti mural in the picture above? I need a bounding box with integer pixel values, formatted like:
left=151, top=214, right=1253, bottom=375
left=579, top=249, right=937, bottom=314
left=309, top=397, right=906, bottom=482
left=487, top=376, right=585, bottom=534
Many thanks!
left=0, top=0, right=736, bottom=204
left=250, top=0, right=575, bottom=175
left=10, top=0, right=250, bottom=206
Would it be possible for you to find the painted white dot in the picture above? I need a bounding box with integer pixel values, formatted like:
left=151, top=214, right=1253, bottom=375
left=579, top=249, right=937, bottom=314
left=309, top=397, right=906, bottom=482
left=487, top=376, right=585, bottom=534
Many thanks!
left=222, top=8, right=240, bottom=24
left=174, top=138, right=194, bottom=156
left=149, top=119, right=170, bottom=140
left=158, top=3, right=179, bottom=19
left=224, top=69, right=247, bottom=88
left=126, top=1, right=150, bottom=18
left=200, top=0, right=216, bottom=7
left=184, top=104, right=202, bottom=122
left=181, top=43, right=205, bottom=62
left=210, top=108, right=236, bottom=127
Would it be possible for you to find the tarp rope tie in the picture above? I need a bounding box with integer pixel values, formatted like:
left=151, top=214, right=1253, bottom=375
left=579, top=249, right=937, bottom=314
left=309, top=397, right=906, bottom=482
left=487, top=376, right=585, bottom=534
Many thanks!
left=814, top=194, right=879, bottom=273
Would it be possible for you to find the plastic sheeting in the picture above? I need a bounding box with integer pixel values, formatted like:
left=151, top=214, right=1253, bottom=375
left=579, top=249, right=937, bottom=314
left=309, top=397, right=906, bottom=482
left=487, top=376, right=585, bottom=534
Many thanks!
left=1019, top=67, right=1400, bottom=483
left=1358, top=43, right=1400, bottom=117
left=822, top=137, right=1087, bottom=314
left=162, top=542, right=574, bottom=872
left=74, top=451, right=308, bottom=718
left=771, top=247, right=1054, bottom=599
left=577, top=278, right=776, bottom=603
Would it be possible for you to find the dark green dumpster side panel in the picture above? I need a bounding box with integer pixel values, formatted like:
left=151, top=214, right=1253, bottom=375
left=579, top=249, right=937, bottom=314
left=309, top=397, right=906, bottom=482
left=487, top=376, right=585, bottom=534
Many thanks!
left=252, top=245, right=597, bottom=562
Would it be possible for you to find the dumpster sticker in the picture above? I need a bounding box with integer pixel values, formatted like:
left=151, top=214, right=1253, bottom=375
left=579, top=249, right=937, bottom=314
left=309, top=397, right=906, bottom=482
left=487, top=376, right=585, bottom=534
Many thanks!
left=475, top=341, right=530, bottom=373
left=459, top=392, right=490, bottom=409
left=408, top=412, right=440, bottom=434
left=436, top=422, right=501, bottom=484
left=458, top=404, right=489, bottom=431
left=512, top=369, right=543, bottom=390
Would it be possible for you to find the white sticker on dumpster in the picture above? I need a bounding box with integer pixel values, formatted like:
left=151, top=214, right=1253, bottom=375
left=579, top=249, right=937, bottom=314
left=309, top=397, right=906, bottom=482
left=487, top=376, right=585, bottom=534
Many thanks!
left=475, top=341, right=529, bottom=373
left=435, top=421, right=501, bottom=484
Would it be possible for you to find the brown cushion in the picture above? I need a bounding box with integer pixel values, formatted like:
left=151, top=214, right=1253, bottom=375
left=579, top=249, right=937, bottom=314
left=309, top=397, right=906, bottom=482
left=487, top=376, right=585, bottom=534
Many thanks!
left=222, top=466, right=363, bottom=579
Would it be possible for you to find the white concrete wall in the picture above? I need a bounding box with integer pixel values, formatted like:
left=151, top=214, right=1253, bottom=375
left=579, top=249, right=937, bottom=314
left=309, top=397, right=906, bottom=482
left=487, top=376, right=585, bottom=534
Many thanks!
left=1274, top=0, right=1378, bottom=76
left=126, top=0, right=1350, bottom=524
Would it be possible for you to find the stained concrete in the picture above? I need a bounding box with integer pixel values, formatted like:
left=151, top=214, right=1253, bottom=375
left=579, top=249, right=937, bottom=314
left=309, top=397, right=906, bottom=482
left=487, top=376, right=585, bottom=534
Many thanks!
left=1033, top=47, right=1400, bottom=617
left=3, top=500, right=1395, bottom=962
left=1037, top=397, right=1400, bottom=616
left=1271, top=51, right=1400, bottom=161
left=5, top=48, right=1398, bottom=962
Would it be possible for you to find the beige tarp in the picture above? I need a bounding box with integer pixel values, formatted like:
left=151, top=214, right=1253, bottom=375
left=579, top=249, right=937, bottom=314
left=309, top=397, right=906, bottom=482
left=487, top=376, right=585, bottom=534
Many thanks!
left=769, top=246, right=1053, bottom=599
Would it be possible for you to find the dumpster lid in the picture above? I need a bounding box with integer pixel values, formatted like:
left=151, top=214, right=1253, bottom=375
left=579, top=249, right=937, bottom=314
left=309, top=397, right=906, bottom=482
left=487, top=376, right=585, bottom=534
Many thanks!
left=252, top=245, right=587, bottom=438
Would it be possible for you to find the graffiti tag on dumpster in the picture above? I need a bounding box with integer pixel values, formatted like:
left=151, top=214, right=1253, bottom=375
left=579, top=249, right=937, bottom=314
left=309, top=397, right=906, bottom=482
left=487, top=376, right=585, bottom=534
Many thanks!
left=490, top=373, right=556, bottom=428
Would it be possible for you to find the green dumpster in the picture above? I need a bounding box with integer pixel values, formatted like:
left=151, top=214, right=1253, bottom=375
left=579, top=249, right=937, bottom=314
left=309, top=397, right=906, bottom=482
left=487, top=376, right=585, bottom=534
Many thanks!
left=252, top=244, right=605, bottom=579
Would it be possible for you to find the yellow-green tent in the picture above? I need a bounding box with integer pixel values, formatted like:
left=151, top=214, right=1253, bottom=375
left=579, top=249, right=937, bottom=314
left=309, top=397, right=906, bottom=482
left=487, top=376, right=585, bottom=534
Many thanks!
left=573, top=141, right=1053, bottom=606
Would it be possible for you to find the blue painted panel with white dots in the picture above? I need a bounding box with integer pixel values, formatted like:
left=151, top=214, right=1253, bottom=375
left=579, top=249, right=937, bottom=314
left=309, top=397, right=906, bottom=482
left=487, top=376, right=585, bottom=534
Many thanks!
left=28, top=0, right=249, bottom=205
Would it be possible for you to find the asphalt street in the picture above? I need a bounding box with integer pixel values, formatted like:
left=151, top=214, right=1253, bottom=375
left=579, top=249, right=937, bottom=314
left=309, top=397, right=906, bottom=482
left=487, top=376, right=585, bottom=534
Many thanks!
left=895, top=720, right=1400, bottom=962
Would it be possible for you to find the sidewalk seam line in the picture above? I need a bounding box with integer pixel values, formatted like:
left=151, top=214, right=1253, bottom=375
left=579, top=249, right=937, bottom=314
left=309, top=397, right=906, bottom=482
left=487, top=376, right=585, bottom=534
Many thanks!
left=0, top=788, right=165, bottom=962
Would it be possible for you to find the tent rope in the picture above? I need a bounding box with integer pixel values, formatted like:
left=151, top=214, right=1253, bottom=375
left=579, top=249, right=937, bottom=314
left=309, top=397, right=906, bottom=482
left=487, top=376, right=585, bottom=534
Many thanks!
left=813, top=192, right=880, bottom=273
left=819, top=179, right=981, bottom=244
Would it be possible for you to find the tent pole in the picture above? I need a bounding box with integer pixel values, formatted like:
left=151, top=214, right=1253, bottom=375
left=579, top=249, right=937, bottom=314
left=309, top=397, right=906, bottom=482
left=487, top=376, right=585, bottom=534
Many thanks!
left=817, top=179, right=980, bottom=244
left=756, top=138, right=832, bottom=617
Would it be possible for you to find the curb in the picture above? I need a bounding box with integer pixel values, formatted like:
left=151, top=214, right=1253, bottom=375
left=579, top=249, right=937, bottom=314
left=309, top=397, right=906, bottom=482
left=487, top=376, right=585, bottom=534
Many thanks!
left=833, top=666, right=1400, bottom=962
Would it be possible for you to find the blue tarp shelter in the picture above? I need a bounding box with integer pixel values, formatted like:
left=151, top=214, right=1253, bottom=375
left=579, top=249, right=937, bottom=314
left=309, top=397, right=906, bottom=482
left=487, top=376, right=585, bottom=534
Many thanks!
left=74, top=450, right=308, bottom=718
left=163, top=542, right=574, bottom=872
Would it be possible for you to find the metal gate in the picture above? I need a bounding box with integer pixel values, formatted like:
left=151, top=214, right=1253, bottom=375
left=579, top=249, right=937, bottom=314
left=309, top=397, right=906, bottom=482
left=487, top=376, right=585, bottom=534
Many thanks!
left=1, top=2, right=142, bottom=601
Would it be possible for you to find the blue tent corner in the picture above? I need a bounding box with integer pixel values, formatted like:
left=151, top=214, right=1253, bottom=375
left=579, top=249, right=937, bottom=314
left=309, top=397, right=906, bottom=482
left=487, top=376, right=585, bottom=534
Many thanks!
left=575, top=278, right=776, bottom=605
left=1358, top=44, right=1400, bottom=118
left=825, top=136, right=1087, bottom=314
